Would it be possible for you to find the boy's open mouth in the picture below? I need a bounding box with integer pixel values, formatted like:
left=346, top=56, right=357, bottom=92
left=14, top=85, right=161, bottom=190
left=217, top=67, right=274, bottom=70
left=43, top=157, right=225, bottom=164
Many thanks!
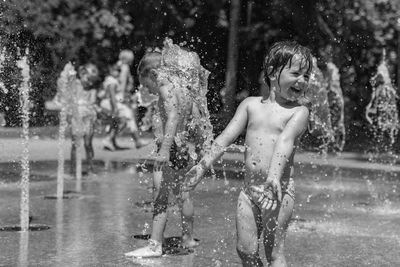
left=290, top=86, right=301, bottom=93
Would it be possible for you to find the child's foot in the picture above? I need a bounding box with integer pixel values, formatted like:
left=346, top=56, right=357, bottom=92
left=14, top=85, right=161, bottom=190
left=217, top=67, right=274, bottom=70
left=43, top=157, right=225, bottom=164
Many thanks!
left=125, top=239, right=162, bottom=258
left=181, top=236, right=199, bottom=248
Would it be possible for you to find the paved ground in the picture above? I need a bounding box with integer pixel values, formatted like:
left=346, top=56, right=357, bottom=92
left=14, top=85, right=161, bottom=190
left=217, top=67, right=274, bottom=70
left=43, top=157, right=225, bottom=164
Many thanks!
left=1, top=129, right=400, bottom=266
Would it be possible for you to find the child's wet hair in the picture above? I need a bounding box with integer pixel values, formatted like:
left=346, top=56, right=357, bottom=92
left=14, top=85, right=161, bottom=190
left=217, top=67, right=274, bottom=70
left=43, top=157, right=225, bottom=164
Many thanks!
left=137, top=51, right=162, bottom=78
left=263, top=41, right=313, bottom=87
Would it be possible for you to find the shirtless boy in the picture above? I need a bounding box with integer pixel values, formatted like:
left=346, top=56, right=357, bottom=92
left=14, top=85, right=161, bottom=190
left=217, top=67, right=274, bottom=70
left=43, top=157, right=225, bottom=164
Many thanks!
left=183, top=41, right=313, bottom=266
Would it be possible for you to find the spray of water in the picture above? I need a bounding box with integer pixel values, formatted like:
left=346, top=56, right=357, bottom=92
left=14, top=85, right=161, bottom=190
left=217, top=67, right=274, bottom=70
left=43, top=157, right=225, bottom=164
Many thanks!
left=306, top=57, right=335, bottom=154
left=365, top=49, right=399, bottom=154
left=364, top=49, right=399, bottom=204
left=326, top=61, right=346, bottom=153
left=54, top=62, right=78, bottom=198
left=16, top=49, right=31, bottom=232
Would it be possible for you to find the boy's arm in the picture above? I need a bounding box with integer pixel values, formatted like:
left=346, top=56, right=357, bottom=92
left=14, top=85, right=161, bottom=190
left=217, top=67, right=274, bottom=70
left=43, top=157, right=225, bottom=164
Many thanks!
left=118, top=64, right=129, bottom=96
left=183, top=98, right=250, bottom=191
left=200, top=99, right=250, bottom=168
left=263, top=106, right=309, bottom=207
left=157, top=84, right=179, bottom=164
left=108, top=84, right=118, bottom=116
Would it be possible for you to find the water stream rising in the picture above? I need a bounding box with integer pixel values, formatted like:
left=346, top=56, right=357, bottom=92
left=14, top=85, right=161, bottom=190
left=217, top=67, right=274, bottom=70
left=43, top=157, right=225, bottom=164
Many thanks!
left=16, top=50, right=31, bottom=232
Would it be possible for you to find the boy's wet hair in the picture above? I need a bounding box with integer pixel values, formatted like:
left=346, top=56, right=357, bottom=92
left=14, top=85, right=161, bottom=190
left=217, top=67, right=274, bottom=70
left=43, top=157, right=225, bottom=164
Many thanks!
left=137, top=51, right=162, bottom=78
left=263, top=41, right=313, bottom=87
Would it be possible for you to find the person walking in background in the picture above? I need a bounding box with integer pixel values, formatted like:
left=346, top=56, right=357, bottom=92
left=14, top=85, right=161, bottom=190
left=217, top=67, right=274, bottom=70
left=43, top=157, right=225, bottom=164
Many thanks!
left=117, top=49, right=149, bottom=149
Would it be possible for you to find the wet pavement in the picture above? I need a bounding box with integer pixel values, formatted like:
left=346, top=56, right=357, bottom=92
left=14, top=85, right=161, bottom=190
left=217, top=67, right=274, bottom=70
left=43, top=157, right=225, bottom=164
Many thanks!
left=1, top=134, right=400, bottom=266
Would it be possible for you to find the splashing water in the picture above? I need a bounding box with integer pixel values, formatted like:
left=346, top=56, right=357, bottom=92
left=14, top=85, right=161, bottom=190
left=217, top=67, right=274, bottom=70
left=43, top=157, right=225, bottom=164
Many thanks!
left=305, top=58, right=335, bottom=154
left=0, top=47, right=7, bottom=94
left=365, top=50, right=399, bottom=154
left=53, top=63, right=81, bottom=197
left=155, top=38, right=214, bottom=162
left=326, top=62, right=346, bottom=152
left=16, top=49, right=31, bottom=231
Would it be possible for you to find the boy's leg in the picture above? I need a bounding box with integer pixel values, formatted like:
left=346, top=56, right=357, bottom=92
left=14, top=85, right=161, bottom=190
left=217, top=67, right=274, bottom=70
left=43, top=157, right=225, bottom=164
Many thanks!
left=102, top=119, right=117, bottom=151
left=151, top=168, right=170, bottom=243
left=263, top=193, right=294, bottom=267
left=236, top=191, right=263, bottom=267
left=125, top=167, right=169, bottom=257
left=70, top=135, right=77, bottom=175
left=172, top=168, right=198, bottom=248
left=83, top=130, right=94, bottom=173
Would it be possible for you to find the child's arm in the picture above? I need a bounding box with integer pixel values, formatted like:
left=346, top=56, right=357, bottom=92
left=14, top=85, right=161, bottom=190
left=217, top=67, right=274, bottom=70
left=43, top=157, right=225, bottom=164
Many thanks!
left=156, top=84, right=179, bottom=164
left=183, top=98, right=251, bottom=191
left=118, top=64, right=130, bottom=97
left=108, top=84, right=118, bottom=117
left=262, top=106, right=309, bottom=209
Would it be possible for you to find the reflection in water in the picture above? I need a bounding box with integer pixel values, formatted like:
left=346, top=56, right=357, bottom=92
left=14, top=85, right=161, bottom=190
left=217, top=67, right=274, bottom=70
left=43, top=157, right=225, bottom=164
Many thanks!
left=18, top=231, right=29, bottom=267
left=56, top=199, right=64, bottom=263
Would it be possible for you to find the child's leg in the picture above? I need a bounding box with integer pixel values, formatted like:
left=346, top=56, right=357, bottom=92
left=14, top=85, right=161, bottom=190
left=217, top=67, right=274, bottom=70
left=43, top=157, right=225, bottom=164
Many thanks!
left=263, top=193, right=294, bottom=267
left=83, top=129, right=94, bottom=173
left=172, top=168, right=198, bottom=248
left=180, top=193, right=197, bottom=247
left=70, top=134, right=77, bottom=175
left=236, top=191, right=263, bottom=267
left=150, top=168, right=170, bottom=243
left=125, top=167, right=169, bottom=257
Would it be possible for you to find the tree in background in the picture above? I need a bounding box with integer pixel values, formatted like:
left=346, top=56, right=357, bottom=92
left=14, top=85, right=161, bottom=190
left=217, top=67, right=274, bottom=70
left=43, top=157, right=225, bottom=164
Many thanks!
left=1, top=0, right=400, bottom=152
left=0, top=0, right=133, bottom=126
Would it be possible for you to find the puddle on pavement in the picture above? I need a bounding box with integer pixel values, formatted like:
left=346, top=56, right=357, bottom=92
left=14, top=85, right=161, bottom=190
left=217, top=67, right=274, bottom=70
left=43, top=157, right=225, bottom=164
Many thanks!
left=0, top=224, right=51, bottom=231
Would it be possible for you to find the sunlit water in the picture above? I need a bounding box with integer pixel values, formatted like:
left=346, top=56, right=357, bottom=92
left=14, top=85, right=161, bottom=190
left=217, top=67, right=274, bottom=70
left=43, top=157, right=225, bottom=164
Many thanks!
left=365, top=50, right=399, bottom=154
left=1, top=159, right=400, bottom=266
left=16, top=50, right=31, bottom=232
left=54, top=63, right=83, bottom=197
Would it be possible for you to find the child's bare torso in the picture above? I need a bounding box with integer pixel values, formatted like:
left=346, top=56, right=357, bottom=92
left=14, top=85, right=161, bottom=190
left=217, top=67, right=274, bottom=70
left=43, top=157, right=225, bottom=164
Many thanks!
left=243, top=96, right=301, bottom=186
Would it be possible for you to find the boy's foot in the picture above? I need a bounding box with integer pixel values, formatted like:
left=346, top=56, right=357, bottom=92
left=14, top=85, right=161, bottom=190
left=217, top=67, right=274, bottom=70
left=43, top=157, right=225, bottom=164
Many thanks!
left=125, top=239, right=162, bottom=258
left=102, top=139, right=115, bottom=151
left=181, top=237, right=199, bottom=248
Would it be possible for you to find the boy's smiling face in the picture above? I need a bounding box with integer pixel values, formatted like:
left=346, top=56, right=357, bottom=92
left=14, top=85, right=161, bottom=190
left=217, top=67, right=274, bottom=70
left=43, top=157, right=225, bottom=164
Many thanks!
left=271, top=55, right=310, bottom=102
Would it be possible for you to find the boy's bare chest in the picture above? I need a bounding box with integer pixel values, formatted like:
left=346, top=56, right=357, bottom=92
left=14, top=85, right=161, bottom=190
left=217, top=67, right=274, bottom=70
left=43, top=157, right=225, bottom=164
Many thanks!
left=247, top=104, right=294, bottom=131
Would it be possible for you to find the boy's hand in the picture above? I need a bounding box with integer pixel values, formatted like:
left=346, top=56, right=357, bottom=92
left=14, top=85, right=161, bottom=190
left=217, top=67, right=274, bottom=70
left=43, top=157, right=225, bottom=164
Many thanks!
left=254, top=179, right=282, bottom=211
left=182, top=165, right=205, bottom=192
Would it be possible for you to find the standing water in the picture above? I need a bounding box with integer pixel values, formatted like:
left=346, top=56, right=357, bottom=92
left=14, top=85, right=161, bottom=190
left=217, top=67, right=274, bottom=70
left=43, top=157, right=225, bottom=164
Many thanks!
left=16, top=50, right=31, bottom=232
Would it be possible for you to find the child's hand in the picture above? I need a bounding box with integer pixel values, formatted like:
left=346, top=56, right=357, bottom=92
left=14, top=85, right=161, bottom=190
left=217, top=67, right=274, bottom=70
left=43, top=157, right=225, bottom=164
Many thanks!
left=257, top=179, right=282, bottom=211
left=182, top=165, right=205, bottom=192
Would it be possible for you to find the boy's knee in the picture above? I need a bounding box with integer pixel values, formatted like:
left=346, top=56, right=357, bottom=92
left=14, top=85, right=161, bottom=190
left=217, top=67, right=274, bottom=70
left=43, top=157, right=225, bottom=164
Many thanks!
left=236, top=247, right=263, bottom=267
left=270, top=246, right=285, bottom=263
